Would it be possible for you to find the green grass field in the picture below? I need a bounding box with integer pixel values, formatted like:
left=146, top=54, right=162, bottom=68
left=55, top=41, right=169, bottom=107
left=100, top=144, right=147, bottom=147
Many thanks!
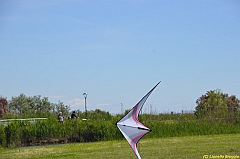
left=0, top=134, right=239, bottom=159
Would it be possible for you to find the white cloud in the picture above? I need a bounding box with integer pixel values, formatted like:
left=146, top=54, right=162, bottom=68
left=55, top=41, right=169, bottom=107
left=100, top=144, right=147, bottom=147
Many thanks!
left=68, top=98, right=84, bottom=106
left=96, top=103, right=111, bottom=107
left=48, top=95, right=66, bottom=99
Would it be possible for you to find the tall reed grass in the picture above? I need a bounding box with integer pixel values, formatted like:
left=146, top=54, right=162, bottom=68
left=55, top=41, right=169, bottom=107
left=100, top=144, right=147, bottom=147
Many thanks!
left=0, top=113, right=239, bottom=148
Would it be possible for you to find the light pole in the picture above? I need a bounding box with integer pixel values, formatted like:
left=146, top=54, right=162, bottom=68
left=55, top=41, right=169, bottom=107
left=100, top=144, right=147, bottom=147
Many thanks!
left=83, top=92, right=88, bottom=119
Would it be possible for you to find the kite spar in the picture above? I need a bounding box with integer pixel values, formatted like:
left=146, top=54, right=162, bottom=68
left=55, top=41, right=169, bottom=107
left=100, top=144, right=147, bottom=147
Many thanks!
left=116, top=82, right=160, bottom=159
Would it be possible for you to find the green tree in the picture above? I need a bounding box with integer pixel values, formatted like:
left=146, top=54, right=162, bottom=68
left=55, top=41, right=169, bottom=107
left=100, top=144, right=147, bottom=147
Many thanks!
left=226, top=95, right=240, bottom=117
left=8, top=94, right=54, bottom=116
left=51, top=100, right=70, bottom=117
left=195, top=89, right=240, bottom=119
left=9, top=94, right=29, bottom=114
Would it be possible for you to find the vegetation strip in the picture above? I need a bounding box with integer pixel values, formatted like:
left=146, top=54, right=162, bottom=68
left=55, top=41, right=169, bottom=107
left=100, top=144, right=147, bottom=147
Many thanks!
left=1, top=114, right=240, bottom=148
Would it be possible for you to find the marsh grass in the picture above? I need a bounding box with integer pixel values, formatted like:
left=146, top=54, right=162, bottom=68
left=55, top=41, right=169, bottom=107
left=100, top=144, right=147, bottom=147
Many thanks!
left=0, top=114, right=240, bottom=147
left=0, top=134, right=239, bottom=159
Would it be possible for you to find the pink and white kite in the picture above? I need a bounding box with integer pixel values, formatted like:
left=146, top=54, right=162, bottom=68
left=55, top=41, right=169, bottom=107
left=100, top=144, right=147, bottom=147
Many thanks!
left=116, top=82, right=160, bottom=159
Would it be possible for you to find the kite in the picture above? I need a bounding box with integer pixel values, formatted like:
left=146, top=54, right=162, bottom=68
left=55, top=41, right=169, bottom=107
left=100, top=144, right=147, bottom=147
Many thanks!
left=116, top=82, right=160, bottom=159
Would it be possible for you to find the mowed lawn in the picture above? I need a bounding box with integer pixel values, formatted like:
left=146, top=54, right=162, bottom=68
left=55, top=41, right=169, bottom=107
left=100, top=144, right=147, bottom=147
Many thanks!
left=0, top=134, right=239, bottom=159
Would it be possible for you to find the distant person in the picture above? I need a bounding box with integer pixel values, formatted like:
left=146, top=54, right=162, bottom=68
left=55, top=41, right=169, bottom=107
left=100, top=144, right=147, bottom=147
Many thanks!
left=58, top=112, right=64, bottom=123
left=71, top=111, right=78, bottom=119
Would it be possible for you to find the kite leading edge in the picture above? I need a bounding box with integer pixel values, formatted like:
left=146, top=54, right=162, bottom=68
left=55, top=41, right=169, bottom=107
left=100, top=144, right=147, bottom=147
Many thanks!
left=116, top=82, right=161, bottom=159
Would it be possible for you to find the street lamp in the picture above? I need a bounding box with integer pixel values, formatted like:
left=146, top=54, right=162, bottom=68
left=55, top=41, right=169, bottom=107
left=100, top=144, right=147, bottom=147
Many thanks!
left=83, top=92, right=88, bottom=119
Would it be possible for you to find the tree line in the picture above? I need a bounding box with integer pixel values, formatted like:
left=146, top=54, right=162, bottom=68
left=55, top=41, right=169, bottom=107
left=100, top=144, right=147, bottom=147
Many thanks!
left=0, top=94, right=70, bottom=118
left=195, top=89, right=240, bottom=119
left=0, top=89, right=240, bottom=119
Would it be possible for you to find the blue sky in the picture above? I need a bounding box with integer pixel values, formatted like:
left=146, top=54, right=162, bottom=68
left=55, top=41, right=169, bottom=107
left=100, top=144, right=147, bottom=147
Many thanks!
left=1, top=0, right=240, bottom=114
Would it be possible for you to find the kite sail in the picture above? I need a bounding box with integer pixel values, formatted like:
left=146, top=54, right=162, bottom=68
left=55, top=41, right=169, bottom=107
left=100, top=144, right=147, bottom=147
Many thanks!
left=116, top=82, right=160, bottom=159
